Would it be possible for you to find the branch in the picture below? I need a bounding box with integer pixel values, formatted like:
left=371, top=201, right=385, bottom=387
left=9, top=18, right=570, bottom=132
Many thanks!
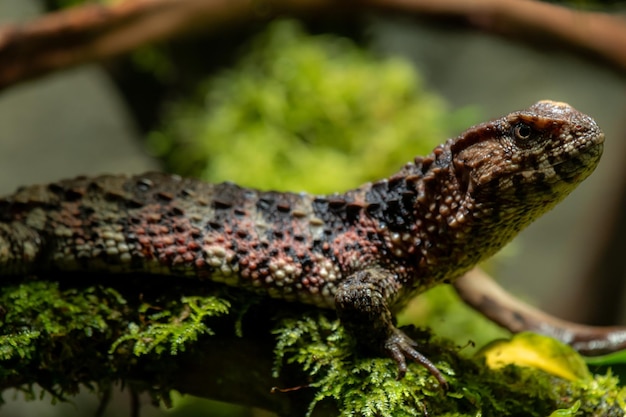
left=2, top=277, right=624, bottom=416
left=374, top=0, right=626, bottom=68
left=1, top=0, right=626, bottom=91
left=454, top=268, right=626, bottom=356
left=0, top=0, right=256, bottom=90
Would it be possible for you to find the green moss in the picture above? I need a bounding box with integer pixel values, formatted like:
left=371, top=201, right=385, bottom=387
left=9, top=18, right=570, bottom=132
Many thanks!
left=273, top=311, right=626, bottom=416
left=147, top=20, right=475, bottom=193
left=0, top=281, right=121, bottom=399
left=0, top=279, right=234, bottom=404
left=1, top=278, right=625, bottom=415
left=0, top=281, right=119, bottom=363
left=274, top=315, right=449, bottom=416
left=110, top=296, right=230, bottom=356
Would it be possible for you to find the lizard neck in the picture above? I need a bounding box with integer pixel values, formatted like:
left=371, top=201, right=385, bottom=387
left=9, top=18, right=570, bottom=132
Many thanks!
left=354, top=140, right=497, bottom=287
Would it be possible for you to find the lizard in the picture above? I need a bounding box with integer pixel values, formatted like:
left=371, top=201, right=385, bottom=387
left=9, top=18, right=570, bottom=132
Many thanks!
left=0, top=100, right=605, bottom=387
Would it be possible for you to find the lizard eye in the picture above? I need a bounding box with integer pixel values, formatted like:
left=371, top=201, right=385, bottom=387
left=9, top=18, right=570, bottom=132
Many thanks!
left=514, top=123, right=532, bottom=141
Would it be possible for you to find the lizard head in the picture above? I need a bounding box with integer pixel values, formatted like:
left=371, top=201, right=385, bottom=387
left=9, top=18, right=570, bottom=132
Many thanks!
left=451, top=100, right=604, bottom=215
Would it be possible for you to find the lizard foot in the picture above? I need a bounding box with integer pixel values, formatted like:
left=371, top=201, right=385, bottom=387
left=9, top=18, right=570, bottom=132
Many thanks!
left=335, top=269, right=448, bottom=388
left=385, top=328, right=448, bottom=389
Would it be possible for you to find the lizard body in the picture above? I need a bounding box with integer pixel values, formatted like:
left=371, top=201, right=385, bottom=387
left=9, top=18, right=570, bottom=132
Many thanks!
left=0, top=100, right=604, bottom=385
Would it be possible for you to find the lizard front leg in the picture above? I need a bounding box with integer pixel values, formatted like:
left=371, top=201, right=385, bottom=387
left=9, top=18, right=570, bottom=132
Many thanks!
left=334, top=267, right=447, bottom=387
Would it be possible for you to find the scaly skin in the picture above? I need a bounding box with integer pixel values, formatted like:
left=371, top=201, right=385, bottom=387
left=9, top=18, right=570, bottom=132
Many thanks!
left=0, top=100, right=604, bottom=386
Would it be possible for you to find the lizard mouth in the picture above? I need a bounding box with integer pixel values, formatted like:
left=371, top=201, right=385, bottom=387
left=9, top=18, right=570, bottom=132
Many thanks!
left=552, top=142, right=603, bottom=181
left=470, top=135, right=604, bottom=196
left=532, top=138, right=604, bottom=186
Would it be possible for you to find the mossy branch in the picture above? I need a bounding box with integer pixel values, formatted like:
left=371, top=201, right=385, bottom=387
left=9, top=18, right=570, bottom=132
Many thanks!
left=0, top=277, right=624, bottom=416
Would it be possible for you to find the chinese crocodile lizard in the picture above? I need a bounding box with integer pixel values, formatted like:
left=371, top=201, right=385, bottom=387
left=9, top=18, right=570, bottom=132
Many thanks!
left=0, top=100, right=608, bottom=386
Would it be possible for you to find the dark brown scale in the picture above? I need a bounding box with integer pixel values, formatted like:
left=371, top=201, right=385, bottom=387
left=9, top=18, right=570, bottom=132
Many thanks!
left=327, top=198, right=347, bottom=210
left=46, top=183, right=65, bottom=195
left=276, top=203, right=291, bottom=213
left=156, top=191, right=174, bottom=202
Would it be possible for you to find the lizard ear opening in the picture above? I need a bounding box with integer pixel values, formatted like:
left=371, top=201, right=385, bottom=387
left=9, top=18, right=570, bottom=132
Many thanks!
left=449, top=122, right=498, bottom=156
left=449, top=123, right=501, bottom=195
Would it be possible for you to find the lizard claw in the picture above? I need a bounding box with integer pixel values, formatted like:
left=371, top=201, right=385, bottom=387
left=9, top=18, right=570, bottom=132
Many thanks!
left=385, top=329, right=448, bottom=390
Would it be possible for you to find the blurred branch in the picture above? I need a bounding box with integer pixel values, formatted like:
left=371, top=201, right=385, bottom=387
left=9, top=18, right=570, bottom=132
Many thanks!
left=454, top=268, right=626, bottom=355
left=1, top=0, right=626, bottom=91
left=0, top=0, right=263, bottom=90
left=372, top=0, right=626, bottom=66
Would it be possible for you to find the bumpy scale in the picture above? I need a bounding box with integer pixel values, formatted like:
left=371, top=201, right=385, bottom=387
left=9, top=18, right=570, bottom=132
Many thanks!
left=0, top=101, right=604, bottom=386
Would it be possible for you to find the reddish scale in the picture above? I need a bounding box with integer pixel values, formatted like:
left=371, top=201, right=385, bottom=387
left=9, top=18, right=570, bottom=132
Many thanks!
left=55, top=203, right=83, bottom=228
left=129, top=203, right=198, bottom=271
left=177, top=200, right=341, bottom=303
left=329, top=226, right=378, bottom=272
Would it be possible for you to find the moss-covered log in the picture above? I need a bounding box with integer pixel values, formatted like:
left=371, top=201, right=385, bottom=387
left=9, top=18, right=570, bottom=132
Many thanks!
left=0, top=276, right=624, bottom=416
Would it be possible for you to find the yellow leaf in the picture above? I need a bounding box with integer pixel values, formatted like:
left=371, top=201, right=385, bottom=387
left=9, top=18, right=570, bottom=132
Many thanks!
left=477, top=332, right=591, bottom=381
